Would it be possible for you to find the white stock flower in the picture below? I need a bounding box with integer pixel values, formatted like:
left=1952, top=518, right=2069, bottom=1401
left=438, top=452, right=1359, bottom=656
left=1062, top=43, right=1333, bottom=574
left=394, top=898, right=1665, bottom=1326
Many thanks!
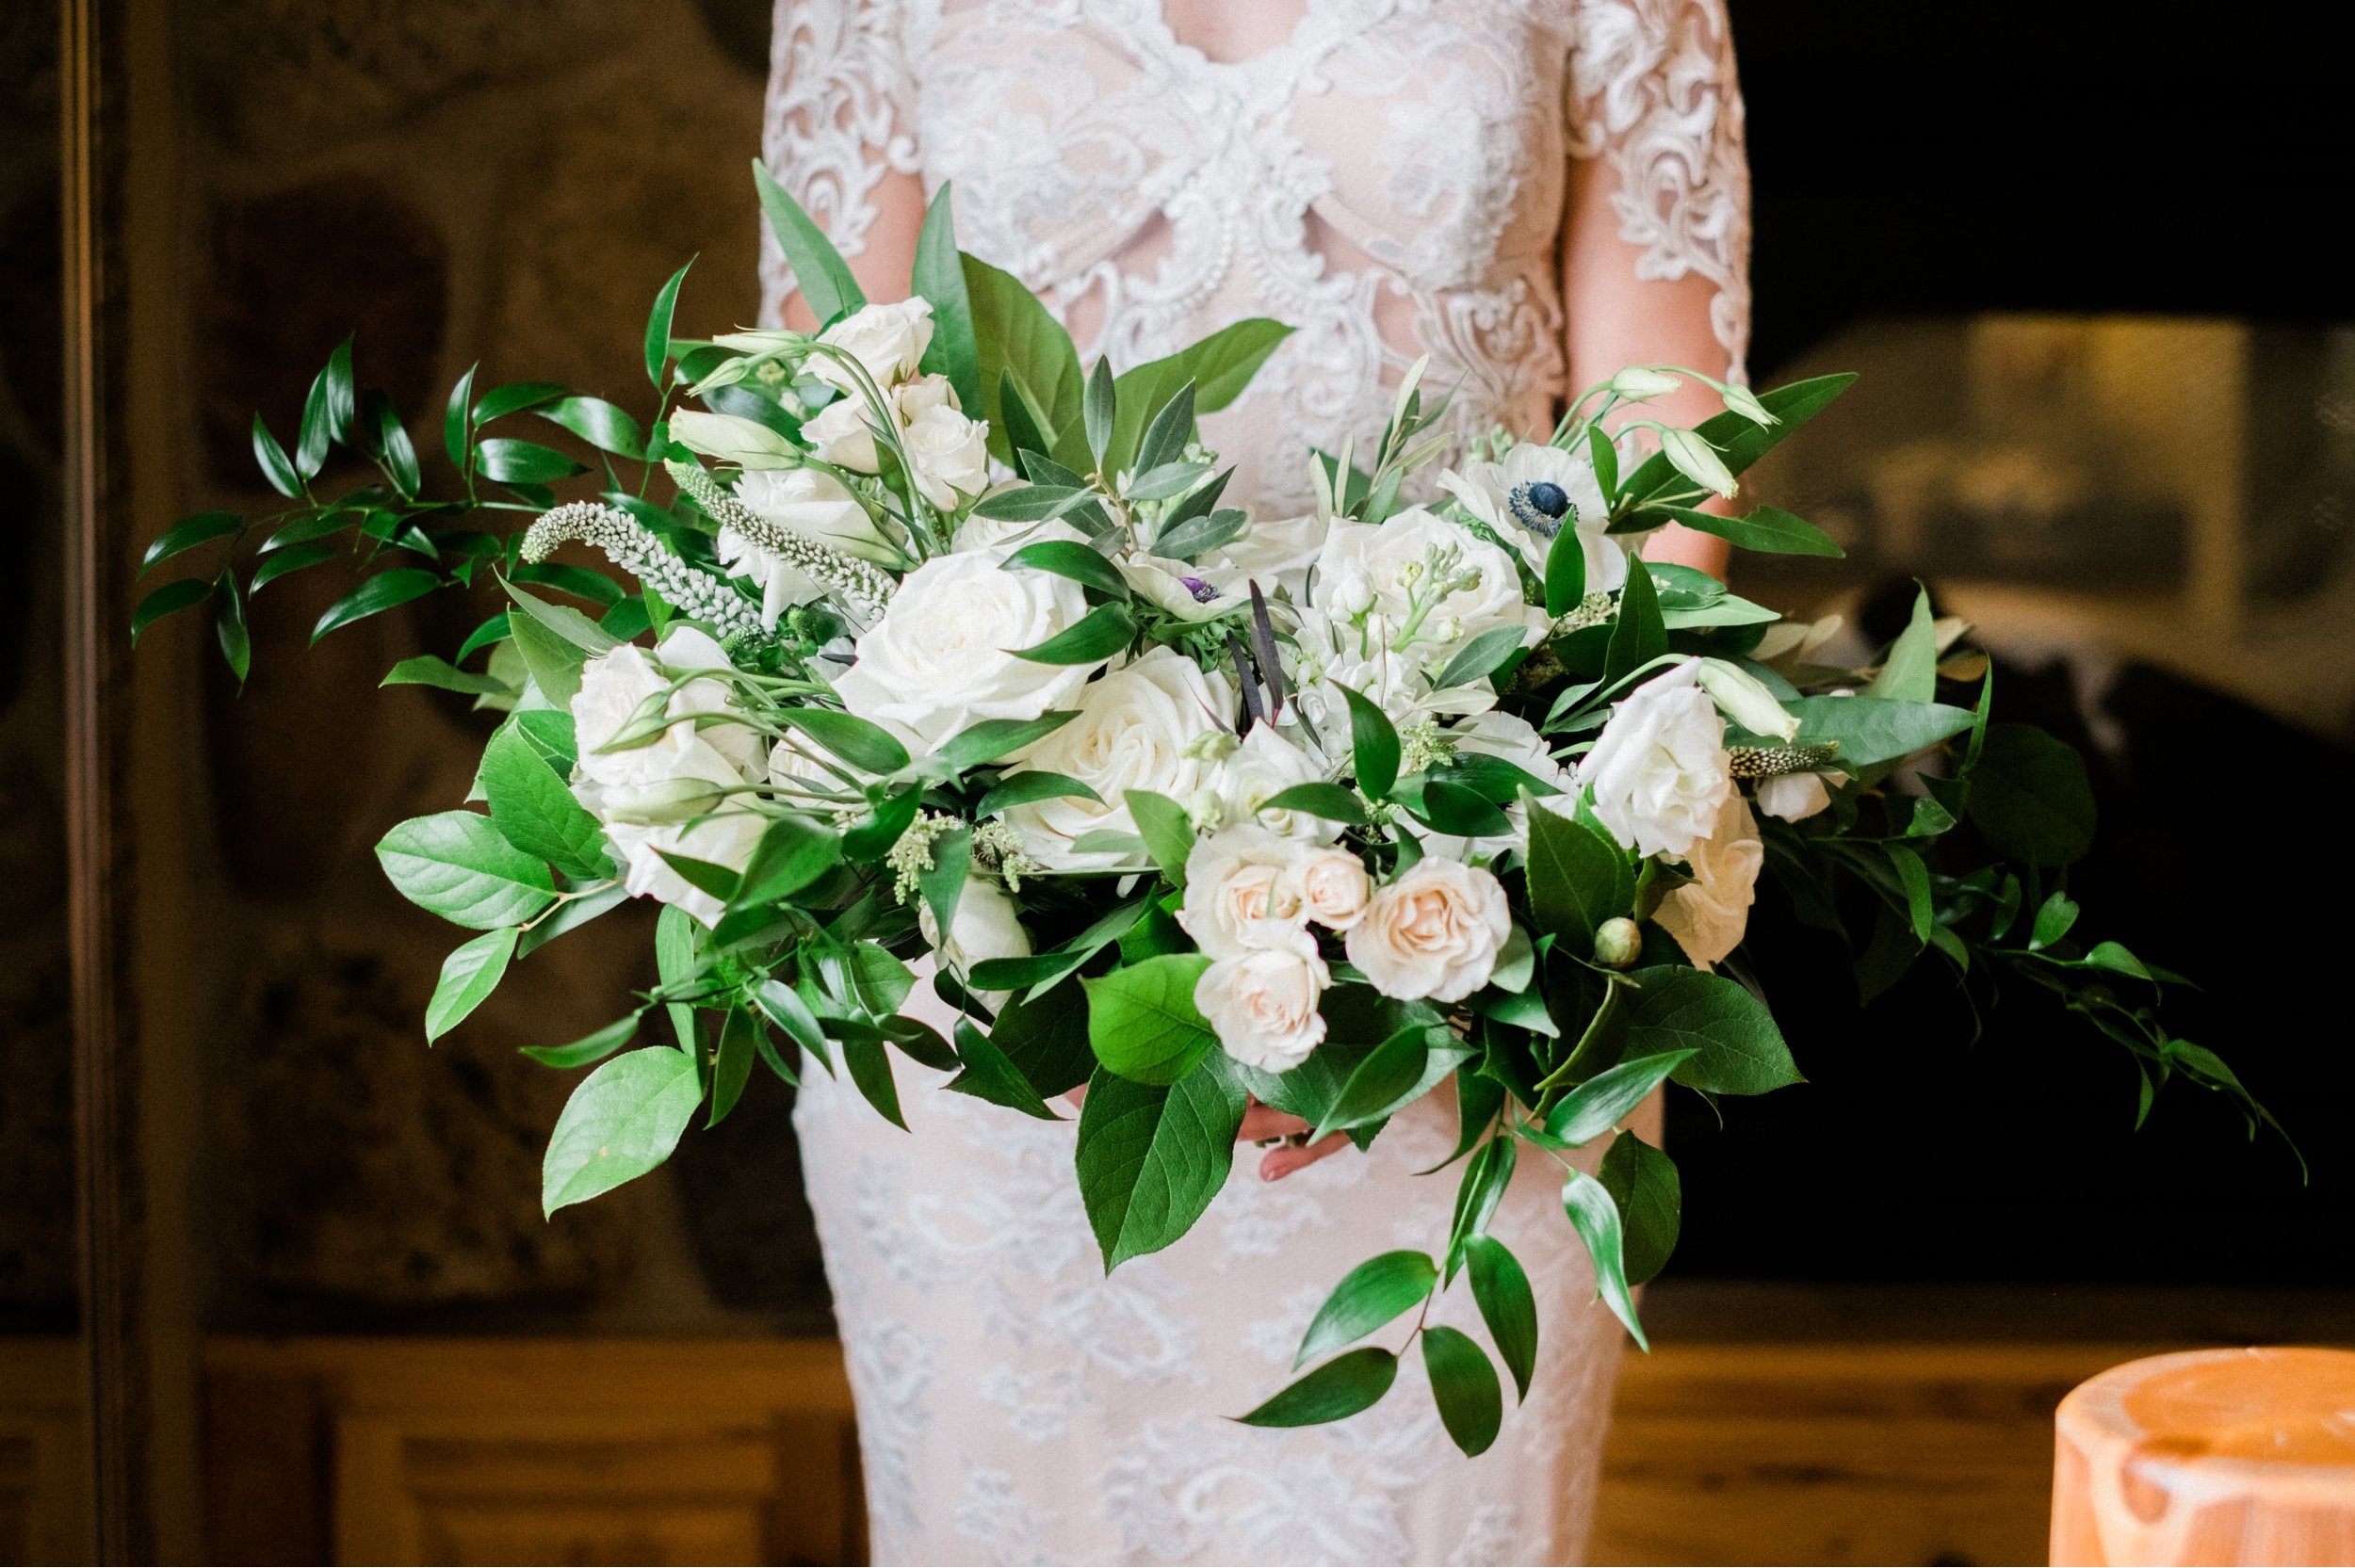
left=1001, top=647, right=1238, bottom=872
left=1311, top=509, right=1548, bottom=663
left=737, top=465, right=900, bottom=566
left=1210, top=511, right=1328, bottom=602
left=1196, top=942, right=1330, bottom=1074
left=832, top=550, right=1104, bottom=751
left=809, top=298, right=934, bottom=393
left=1655, top=793, right=1762, bottom=968
left=1754, top=769, right=1839, bottom=822
left=1344, top=858, right=1511, bottom=1003
left=1575, top=658, right=1732, bottom=860
left=1295, top=848, right=1372, bottom=931
left=1438, top=440, right=1625, bottom=590
left=1177, top=825, right=1310, bottom=958
left=802, top=394, right=885, bottom=472
left=1216, top=724, right=1337, bottom=842
left=901, top=401, right=992, bottom=509
left=919, top=875, right=1033, bottom=1000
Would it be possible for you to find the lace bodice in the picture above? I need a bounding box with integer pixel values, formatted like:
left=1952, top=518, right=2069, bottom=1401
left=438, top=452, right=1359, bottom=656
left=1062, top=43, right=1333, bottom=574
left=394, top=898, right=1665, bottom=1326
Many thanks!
left=759, top=0, right=1749, bottom=513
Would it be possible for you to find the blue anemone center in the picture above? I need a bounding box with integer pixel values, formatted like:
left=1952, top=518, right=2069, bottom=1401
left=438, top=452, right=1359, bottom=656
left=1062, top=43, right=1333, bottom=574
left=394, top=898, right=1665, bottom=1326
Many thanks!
left=1508, top=479, right=1573, bottom=536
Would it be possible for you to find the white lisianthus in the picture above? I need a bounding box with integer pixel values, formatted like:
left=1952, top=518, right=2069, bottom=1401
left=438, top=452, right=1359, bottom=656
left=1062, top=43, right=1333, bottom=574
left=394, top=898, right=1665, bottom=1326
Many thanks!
left=1754, top=769, right=1841, bottom=822
left=1118, top=553, right=1246, bottom=622
left=1421, top=710, right=1573, bottom=864
left=667, top=409, right=801, bottom=470
left=1437, top=440, right=1625, bottom=591
left=901, top=401, right=992, bottom=509
left=1216, top=724, right=1337, bottom=842
left=1655, top=793, right=1763, bottom=968
left=1196, top=940, right=1330, bottom=1073
left=808, top=297, right=934, bottom=393
left=1001, top=647, right=1238, bottom=872
left=1177, top=825, right=1310, bottom=958
left=1294, top=847, right=1372, bottom=931
left=1344, top=857, right=1511, bottom=1003
left=1575, top=657, right=1732, bottom=860
left=802, top=394, right=885, bottom=472
left=1311, top=509, right=1548, bottom=663
left=1210, top=511, right=1329, bottom=602
left=919, top=876, right=1032, bottom=1003
left=737, top=465, right=901, bottom=566
left=832, top=550, right=1104, bottom=751
left=894, top=373, right=958, bottom=419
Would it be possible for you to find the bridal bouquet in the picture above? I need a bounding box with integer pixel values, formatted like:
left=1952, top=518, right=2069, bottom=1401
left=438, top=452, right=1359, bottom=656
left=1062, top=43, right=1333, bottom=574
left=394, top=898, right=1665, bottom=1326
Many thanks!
left=137, top=170, right=2283, bottom=1455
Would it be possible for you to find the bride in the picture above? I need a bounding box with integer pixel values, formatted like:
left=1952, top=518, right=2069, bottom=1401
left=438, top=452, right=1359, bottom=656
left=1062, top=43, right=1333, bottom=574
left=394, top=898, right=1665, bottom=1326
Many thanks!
left=759, top=1, right=1747, bottom=1560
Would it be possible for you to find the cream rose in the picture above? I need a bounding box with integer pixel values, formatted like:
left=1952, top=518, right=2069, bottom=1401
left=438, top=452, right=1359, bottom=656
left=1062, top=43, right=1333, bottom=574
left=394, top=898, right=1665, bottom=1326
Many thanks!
left=1177, top=825, right=1310, bottom=958
left=919, top=875, right=1032, bottom=1003
left=1001, top=647, right=1238, bottom=872
left=1575, top=657, right=1732, bottom=860
left=1345, top=858, right=1510, bottom=1003
left=808, top=297, right=934, bottom=393
left=802, top=394, right=885, bottom=472
left=736, top=465, right=900, bottom=566
left=1295, top=848, right=1372, bottom=931
left=1437, top=439, right=1626, bottom=590
left=1655, top=793, right=1762, bottom=968
left=1310, top=509, right=1548, bottom=656
left=901, top=401, right=992, bottom=509
left=1215, top=725, right=1337, bottom=842
left=1196, top=941, right=1330, bottom=1074
left=831, top=550, right=1104, bottom=751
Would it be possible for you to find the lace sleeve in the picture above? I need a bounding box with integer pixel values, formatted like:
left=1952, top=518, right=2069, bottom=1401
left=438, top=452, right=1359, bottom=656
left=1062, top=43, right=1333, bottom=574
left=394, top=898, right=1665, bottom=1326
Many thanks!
left=1564, top=0, right=1751, bottom=382
left=759, top=0, right=923, bottom=326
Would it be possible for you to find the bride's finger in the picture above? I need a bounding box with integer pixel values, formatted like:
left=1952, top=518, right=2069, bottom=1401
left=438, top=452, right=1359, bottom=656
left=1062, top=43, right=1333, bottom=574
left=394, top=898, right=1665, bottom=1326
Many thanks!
left=1239, top=1103, right=1311, bottom=1142
left=1259, top=1130, right=1350, bottom=1181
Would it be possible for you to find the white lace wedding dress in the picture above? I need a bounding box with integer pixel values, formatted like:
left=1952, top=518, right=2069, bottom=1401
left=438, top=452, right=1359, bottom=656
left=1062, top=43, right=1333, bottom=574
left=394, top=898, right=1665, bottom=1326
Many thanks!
left=758, top=3, right=1748, bottom=1561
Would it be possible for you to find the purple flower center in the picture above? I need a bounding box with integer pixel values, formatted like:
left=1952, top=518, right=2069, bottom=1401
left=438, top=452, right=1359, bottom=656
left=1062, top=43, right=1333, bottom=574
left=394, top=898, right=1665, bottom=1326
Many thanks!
left=1181, top=575, right=1220, bottom=604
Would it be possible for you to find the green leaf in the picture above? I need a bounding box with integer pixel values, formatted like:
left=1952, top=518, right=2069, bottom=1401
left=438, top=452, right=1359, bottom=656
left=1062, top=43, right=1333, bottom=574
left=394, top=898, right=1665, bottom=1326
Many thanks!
left=780, top=708, right=912, bottom=775
left=1083, top=953, right=1217, bottom=1085
left=1560, top=1165, right=1647, bottom=1349
left=1133, top=380, right=1197, bottom=477
left=129, top=578, right=214, bottom=643
left=1967, top=722, right=2096, bottom=866
left=444, top=362, right=478, bottom=467
left=541, top=1046, right=705, bottom=1215
left=481, top=722, right=611, bottom=881
left=365, top=392, right=422, bottom=498
left=753, top=978, right=833, bottom=1074
left=995, top=367, right=1055, bottom=461
left=477, top=437, right=587, bottom=485
left=1083, top=358, right=1118, bottom=470
left=1313, top=1025, right=1435, bottom=1138
left=1863, top=587, right=1937, bottom=703
left=2083, top=940, right=2152, bottom=981
left=2030, top=890, right=2080, bottom=951
left=540, top=396, right=647, bottom=461
left=1294, top=1251, right=1437, bottom=1367
left=376, top=810, right=557, bottom=929
left=947, top=1017, right=1059, bottom=1121
left=140, top=510, right=241, bottom=575
left=1256, top=783, right=1369, bottom=828
left=1645, top=504, right=1844, bottom=558
left=1421, top=1327, right=1503, bottom=1457
left=251, top=413, right=301, bottom=497
left=1076, top=1058, right=1248, bottom=1269
left=1524, top=799, right=1632, bottom=953
left=1599, top=1131, right=1681, bottom=1286
left=214, top=574, right=252, bottom=685
left=965, top=252, right=1083, bottom=465
left=473, top=380, right=569, bottom=424
left=1444, top=1134, right=1517, bottom=1279
left=1433, top=625, right=1533, bottom=692
left=1605, top=551, right=1667, bottom=680
left=707, top=1008, right=756, bottom=1127
left=519, top=1014, right=639, bottom=1070
left=1543, top=515, right=1587, bottom=617
left=734, top=816, right=843, bottom=908
left=456, top=612, right=511, bottom=666
left=1889, top=843, right=1934, bottom=946
left=1616, top=373, right=1857, bottom=513
left=1008, top=602, right=1134, bottom=664
left=839, top=1028, right=905, bottom=1128
left=512, top=562, right=625, bottom=608
left=251, top=542, right=340, bottom=594
left=976, top=770, right=1102, bottom=818
left=1104, top=320, right=1291, bottom=477
left=425, top=927, right=518, bottom=1043
left=1467, top=1236, right=1538, bottom=1400
left=516, top=881, right=627, bottom=958
left=1412, top=780, right=1511, bottom=838
left=753, top=159, right=865, bottom=327
left=1542, top=1049, right=1695, bottom=1147
left=987, top=981, right=1095, bottom=1098
left=1000, top=539, right=1130, bottom=599
left=1622, top=967, right=1802, bottom=1096
left=910, top=184, right=983, bottom=413
left=645, top=259, right=692, bottom=389
left=1340, top=682, right=1400, bottom=800
left=508, top=610, right=590, bottom=706
left=312, top=568, right=440, bottom=642
left=1783, top=695, right=1975, bottom=768
left=1237, top=1348, right=1398, bottom=1429
left=1124, top=790, right=1197, bottom=888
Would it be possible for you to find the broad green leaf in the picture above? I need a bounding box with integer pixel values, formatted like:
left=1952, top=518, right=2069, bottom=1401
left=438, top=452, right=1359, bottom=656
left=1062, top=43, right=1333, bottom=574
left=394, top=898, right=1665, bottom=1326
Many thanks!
left=508, top=610, right=590, bottom=707
left=976, top=770, right=1102, bottom=818
left=1622, top=967, right=1802, bottom=1096
left=1968, top=722, right=2095, bottom=866
left=933, top=711, right=1080, bottom=776
left=707, top=1007, right=756, bottom=1127
left=1434, top=625, right=1533, bottom=691
left=519, top=1014, right=639, bottom=1070
left=2030, top=890, right=2080, bottom=951
left=444, top=362, right=478, bottom=467
left=1255, top=783, right=1369, bottom=828
left=1783, top=695, right=1975, bottom=768
left=539, top=396, right=647, bottom=461
left=839, top=1028, right=905, bottom=1128
left=1560, top=1165, right=1646, bottom=1349
left=1421, top=1327, right=1503, bottom=1457
left=425, top=927, right=517, bottom=1043
left=844, top=942, right=917, bottom=1016
left=1412, top=780, right=1511, bottom=838
left=1599, top=1130, right=1681, bottom=1286
left=512, top=562, right=626, bottom=608
left=1075, top=1058, right=1248, bottom=1269
left=472, top=380, right=568, bottom=424
left=781, top=708, right=912, bottom=774
left=965, top=252, right=1083, bottom=465
left=988, top=981, right=1095, bottom=1098
left=1083, top=357, right=1118, bottom=470
left=455, top=612, right=511, bottom=666
left=1313, top=1025, right=1437, bottom=1138
left=1541, top=1049, right=1695, bottom=1147
left=656, top=903, right=703, bottom=1052
left=481, top=722, right=611, bottom=881
left=365, top=389, right=422, bottom=498
left=1295, top=1251, right=1437, bottom=1367
left=753, top=159, right=865, bottom=326
left=1863, top=587, right=1937, bottom=703
left=1543, top=515, right=1586, bottom=616
left=1467, top=1236, right=1538, bottom=1399
left=1237, top=1348, right=1397, bottom=1429
left=382, top=655, right=512, bottom=697
left=910, top=184, right=983, bottom=412
left=1340, top=682, right=1400, bottom=800
left=947, top=1017, right=1059, bottom=1121
left=1444, top=1134, right=1517, bottom=1279
left=734, top=816, right=843, bottom=908
left=541, top=1046, right=704, bottom=1215
left=1124, top=790, right=1196, bottom=888
left=1604, top=553, right=1667, bottom=681
left=1000, top=539, right=1130, bottom=598
left=311, top=568, right=439, bottom=643
left=1102, top=319, right=1292, bottom=477
left=130, top=578, right=213, bottom=643
left=1524, top=798, right=1632, bottom=953
left=214, top=574, right=251, bottom=685
left=1645, top=503, right=1844, bottom=558
left=1008, top=601, right=1133, bottom=664
left=252, top=412, right=300, bottom=497
left=1616, top=373, right=1857, bottom=513
left=1889, top=843, right=1934, bottom=945
left=376, top=810, right=557, bottom=929
left=140, top=510, right=240, bottom=575
left=1133, top=380, right=1197, bottom=477
left=645, top=259, right=692, bottom=389
left=477, top=437, right=586, bottom=485
left=1083, top=953, right=1217, bottom=1085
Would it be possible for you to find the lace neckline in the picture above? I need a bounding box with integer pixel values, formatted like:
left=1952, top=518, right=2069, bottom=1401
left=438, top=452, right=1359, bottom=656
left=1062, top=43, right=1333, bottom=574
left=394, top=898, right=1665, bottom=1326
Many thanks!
left=1128, top=0, right=1386, bottom=107
left=1142, top=0, right=1319, bottom=76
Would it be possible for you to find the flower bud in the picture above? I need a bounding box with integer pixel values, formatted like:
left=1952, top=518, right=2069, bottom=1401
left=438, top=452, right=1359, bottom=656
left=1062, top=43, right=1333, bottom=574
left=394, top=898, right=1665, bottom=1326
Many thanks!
left=1593, top=916, right=1643, bottom=970
left=1611, top=366, right=1684, bottom=402
left=668, top=409, right=803, bottom=471
left=1660, top=428, right=1738, bottom=500
left=1186, top=787, right=1228, bottom=833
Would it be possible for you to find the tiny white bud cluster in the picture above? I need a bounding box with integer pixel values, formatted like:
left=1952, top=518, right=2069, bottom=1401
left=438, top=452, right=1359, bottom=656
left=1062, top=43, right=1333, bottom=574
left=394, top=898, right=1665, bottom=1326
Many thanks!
left=665, top=460, right=896, bottom=624
left=520, top=502, right=768, bottom=640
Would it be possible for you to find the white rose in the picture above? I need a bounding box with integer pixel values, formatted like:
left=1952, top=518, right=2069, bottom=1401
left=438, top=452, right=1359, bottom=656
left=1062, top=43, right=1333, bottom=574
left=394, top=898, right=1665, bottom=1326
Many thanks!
left=737, top=465, right=901, bottom=566
left=1344, top=857, right=1511, bottom=1003
left=1655, top=793, right=1762, bottom=968
left=918, top=875, right=1032, bottom=1003
left=1001, top=647, right=1237, bottom=872
left=831, top=550, right=1104, bottom=751
left=571, top=626, right=766, bottom=790
left=1755, top=769, right=1840, bottom=822
left=901, top=402, right=992, bottom=509
left=598, top=784, right=768, bottom=929
left=667, top=409, right=800, bottom=470
left=1575, top=658, right=1732, bottom=860
left=953, top=509, right=1089, bottom=557
left=1422, top=710, right=1573, bottom=864
left=802, top=394, right=885, bottom=473
left=1210, top=511, right=1328, bottom=602
left=1176, top=825, right=1309, bottom=958
left=1310, top=509, right=1548, bottom=660
left=1216, top=724, right=1336, bottom=842
left=1295, top=848, right=1372, bottom=931
left=1196, top=941, right=1330, bottom=1074
left=808, top=297, right=934, bottom=393
left=894, top=373, right=958, bottom=418
left=1438, top=439, right=1624, bottom=590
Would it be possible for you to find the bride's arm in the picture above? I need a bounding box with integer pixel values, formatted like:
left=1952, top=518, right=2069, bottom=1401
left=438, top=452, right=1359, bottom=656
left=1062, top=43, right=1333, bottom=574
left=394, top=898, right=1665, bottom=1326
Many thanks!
left=1559, top=0, right=1753, bottom=581
left=759, top=0, right=930, bottom=329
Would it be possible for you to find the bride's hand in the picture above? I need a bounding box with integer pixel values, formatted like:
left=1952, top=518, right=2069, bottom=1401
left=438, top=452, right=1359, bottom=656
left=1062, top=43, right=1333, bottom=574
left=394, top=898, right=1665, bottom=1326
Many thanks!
left=1239, top=1097, right=1351, bottom=1182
